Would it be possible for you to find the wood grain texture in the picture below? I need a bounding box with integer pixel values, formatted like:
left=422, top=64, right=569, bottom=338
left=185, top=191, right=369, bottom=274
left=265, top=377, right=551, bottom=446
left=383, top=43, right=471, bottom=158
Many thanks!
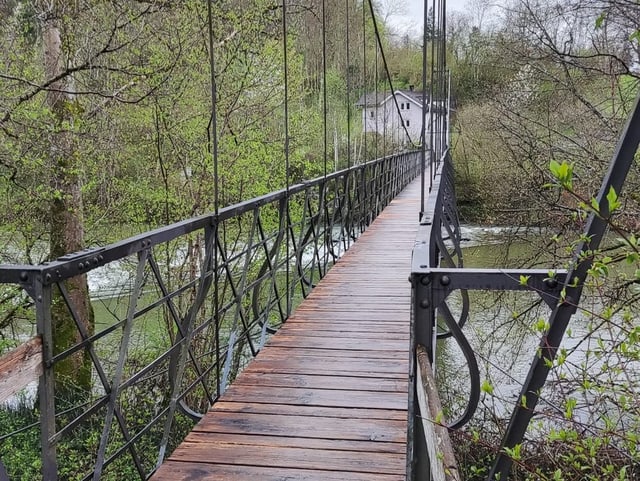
left=151, top=178, right=422, bottom=480
left=0, top=336, right=42, bottom=403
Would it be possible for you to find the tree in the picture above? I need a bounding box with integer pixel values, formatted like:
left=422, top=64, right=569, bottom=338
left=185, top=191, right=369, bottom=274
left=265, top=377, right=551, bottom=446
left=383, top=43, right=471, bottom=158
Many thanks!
left=449, top=0, right=640, bottom=478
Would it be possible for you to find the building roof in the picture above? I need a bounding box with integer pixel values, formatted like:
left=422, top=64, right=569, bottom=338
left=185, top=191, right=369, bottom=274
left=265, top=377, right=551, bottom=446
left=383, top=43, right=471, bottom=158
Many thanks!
left=355, top=89, right=428, bottom=108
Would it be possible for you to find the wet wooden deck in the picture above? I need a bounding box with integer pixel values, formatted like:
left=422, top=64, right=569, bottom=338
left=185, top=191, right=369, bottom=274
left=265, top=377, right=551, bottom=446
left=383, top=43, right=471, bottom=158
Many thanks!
left=151, top=178, right=422, bottom=480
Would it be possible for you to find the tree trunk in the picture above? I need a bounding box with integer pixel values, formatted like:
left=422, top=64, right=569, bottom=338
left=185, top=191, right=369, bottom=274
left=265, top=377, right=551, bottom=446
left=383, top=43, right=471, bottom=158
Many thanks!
left=42, top=2, right=94, bottom=395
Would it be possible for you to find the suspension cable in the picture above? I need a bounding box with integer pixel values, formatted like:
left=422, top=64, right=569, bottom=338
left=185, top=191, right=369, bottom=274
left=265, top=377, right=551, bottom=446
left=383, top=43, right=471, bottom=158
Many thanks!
left=428, top=0, right=436, bottom=174
left=421, top=0, right=429, bottom=215
left=365, top=0, right=418, bottom=149
left=375, top=38, right=379, bottom=159
left=345, top=0, right=352, bottom=168
left=206, top=0, right=221, bottom=398
left=362, top=1, right=367, bottom=163
left=321, top=0, right=329, bottom=274
left=322, top=0, right=328, bottom=180
left=282, top=0, right=291, bottom=316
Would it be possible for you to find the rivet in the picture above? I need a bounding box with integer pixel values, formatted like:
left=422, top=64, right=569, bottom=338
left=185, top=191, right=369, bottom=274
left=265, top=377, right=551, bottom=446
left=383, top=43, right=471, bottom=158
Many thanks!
left=440, top=275, right=451, bottom=286
left=37, top=295, right=42, bottom=302
left=93, top=258, right=99, bottom=265
left=420, top=275, right=431, bottom=286
left=45, top=274, right=52, bottom=283
left=19, top=272, right=28, bottom=282
left=420, top=299, right=430, bottom=308
left=78, top=262, right=84, bottom=270
left=544, top=278, right=558, bottom=289
left=98, top=255, right=104, bottom=262
left=56, top=270, right=61, bottom=278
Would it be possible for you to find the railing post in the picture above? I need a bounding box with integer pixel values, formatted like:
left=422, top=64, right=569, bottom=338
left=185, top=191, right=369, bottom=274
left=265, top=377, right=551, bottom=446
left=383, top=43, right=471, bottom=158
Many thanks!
left=35, top=276, right=57, bottom=480
left=409, top=270, right=436, bottom=480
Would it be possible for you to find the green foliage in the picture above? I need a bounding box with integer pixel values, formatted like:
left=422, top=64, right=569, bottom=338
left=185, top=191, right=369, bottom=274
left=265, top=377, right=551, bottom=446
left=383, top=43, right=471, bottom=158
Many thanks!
left=549, top=160, right=574, bottom=190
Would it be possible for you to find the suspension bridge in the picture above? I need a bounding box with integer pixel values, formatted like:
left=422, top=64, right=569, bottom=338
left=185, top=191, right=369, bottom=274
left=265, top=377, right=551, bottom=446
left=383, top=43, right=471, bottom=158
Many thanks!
left=1, top=0, right=640, bottom=480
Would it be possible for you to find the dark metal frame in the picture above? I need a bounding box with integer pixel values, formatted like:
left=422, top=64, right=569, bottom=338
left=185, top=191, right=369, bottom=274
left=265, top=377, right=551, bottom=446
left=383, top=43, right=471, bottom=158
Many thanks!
left=0, top=152, right=420, bottom=480
left=409, top=93, right=640, bottom=481
left=408, top=150, right=566, bottom=480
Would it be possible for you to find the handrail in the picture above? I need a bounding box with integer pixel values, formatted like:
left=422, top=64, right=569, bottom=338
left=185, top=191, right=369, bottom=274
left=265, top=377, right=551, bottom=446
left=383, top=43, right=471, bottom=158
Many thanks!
left=0, top=151, right=421, bottom=480
left=408, top=150, right=567, bottom=480
left=410, top=89, right=640, bottom=481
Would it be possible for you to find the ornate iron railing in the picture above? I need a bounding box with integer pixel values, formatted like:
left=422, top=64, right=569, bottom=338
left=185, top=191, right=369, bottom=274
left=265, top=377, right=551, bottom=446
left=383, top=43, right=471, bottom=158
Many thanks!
left=408, top=149, right=567, bottom=480
left=409, top=91, right=640, bottom=481
left=0, top=151, right=420, bottom=480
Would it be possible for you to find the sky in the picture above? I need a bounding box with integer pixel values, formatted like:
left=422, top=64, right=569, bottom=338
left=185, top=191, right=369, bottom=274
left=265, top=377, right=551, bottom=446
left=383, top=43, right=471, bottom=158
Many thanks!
left=386, top=0, right=470, bottom=37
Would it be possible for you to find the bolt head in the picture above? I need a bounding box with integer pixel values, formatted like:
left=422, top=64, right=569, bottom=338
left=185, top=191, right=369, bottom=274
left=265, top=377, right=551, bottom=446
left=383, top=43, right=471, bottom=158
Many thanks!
left=420, top=299, right=430, bottom=308
left=544, top=277, right=558, bottom=289
left=420, top=275, right=431, bottom=286
left=440, top=275, right=451, bottom=286
left=19, top=272, right=28, bottom=282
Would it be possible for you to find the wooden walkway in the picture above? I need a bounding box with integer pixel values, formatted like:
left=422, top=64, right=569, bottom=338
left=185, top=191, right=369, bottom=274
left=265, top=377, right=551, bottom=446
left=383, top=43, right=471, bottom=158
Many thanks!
left=151, top=178, right=422, bottom=481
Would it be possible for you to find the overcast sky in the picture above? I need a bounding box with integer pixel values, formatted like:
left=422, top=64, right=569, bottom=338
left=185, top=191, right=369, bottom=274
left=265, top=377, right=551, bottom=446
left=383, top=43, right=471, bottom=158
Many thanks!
left=386, top=0, right=470, bottom=37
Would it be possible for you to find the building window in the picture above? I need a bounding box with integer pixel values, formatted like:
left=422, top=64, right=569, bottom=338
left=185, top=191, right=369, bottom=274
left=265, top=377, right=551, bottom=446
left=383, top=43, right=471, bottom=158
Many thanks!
left=406, top=120, right=410, bottom=127
left=400, top=103, right=404, bottom=109
left=406, top=103, right=410, bottom=110
left=370, top=111, right=374, bottom=118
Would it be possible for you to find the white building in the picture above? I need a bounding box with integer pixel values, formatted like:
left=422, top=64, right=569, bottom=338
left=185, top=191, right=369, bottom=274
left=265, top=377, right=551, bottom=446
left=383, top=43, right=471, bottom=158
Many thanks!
left=355, top=88, right=443, bottom=146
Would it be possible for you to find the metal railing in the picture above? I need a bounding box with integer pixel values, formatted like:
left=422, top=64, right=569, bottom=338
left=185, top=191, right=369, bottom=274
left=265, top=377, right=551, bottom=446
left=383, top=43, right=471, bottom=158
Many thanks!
left=408, top=149, right=567, bottom=481
left=408, top=92, right=640, bottom=481
left=0, top=151, right=420, bottom=480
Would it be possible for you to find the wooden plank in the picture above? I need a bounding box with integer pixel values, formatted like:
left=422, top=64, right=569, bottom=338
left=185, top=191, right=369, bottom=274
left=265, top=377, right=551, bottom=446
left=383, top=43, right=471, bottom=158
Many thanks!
left=211, top=401, right=407, bottom=421
left=280, top=322, right=409, bottom=333
left=0, top=337, right=42, bottom=403
left=266, top=336, right=408, bottom=350
left=151, top=462, right=405, bottom=481
left=416, top=345, right=461, bottom=481
left=256, top=346, right=407, bottom=360
left=167, top=443, right=405, bottom=475
left=275, top=328, right=409, bottom=340
left=223, top=384, right=407, bottom=410
left=287, top=304, right=409, bottom=318
left=234, top=372, right=408, bottom=392
left=183, top=431, right=406, bottom=453
left=245, top=357, right=408, bottom=377
left=192, top=411, right=406, bottom=443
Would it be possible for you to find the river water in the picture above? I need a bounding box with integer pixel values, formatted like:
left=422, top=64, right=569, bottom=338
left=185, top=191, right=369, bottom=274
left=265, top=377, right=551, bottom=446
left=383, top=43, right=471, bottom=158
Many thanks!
left=437, top=226, right=640, bottom=438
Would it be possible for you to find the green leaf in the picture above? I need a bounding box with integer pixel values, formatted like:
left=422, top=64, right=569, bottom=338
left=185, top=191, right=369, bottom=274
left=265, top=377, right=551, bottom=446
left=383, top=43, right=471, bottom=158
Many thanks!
left=481, top=379, right=494, bottom=395
left=503, top=443, right=522, bottom=461
left=549, top=160, right=573, bottom=189
left=519, top=274, right=530, bottom=286
left=606, top=186, right=622, bottom=212
left=565, top=397, right=577, bottom=419
left=595, top=12, right=606, bottom=29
